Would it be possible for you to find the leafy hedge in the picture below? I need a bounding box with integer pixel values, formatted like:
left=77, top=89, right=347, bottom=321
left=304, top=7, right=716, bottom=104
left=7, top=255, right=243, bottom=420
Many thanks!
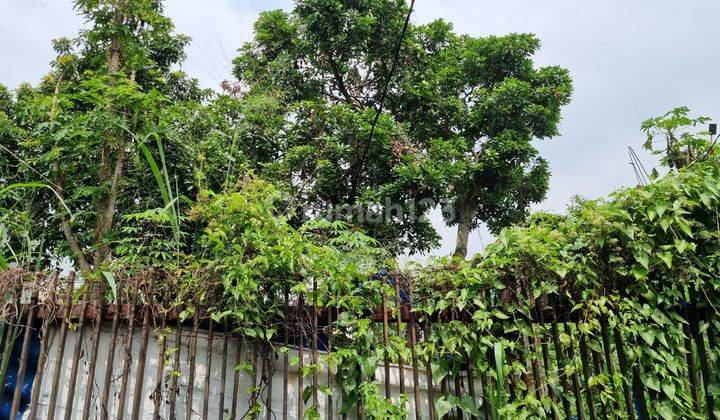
left=166, top=160, right=720, bottom=418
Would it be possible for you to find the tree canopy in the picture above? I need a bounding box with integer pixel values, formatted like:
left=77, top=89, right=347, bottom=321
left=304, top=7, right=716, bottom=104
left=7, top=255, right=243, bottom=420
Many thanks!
left=232, top=1, right=573, bottom=256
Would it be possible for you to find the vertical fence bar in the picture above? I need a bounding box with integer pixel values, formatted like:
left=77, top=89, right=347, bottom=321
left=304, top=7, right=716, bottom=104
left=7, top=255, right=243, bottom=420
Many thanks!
left=63, top=282, right=90, bottom=420
left=612, top=323, right=635, bottom=419
left=101, top=296, right=121, bottom=420
left=81, top=287, right=104, bottom=420
left=689, top=300, right=715, bottom=419
left=550, top=312, right=574, bottom=418
left=131, top=293, right=152, bottom=420
left=47, top=273, right=75, bottom=420
left=408, top=285, right=421, bottom=420
left=250, top=342, right=259, bottom=409
left=394, top=281, right=405, bottom=398
left=203, top=321, right=214, bottom=420
left=578, top=330, right=598, bottom=420
left=298, top=294, right=305, bottom=419
left=327, top=306, right=334, bottom=419
left=153, top=294, right=169, bottom=420
left=117, top=304, right=138, bottom=420
left=590, top=343, right=608, bottom=417
left=9, top=285, right=39, bottom=420
left=0, top=283, right=22, bottom=408
left=185, top=314, right=199, bottom=420
left=600, top=315, right=621, bottom=415
left=283, top=289, right=289, bottom=420
left=482, top=347, right=494, bottom=420
left=424, top=322, right=436, bottom=420
left=563, top=323, right=585, bottom=420
left=631, top=365, right=649, bottom=419
left=219, top=333, right=229, bottom=420
left=534, top=296, right=558, bottom=420
left=28, top=271, right=59, bottom=419
left=454, top=368, right=463, bottom=420
left=382, top=290, right=392, bottom=400
left=312, top=279, right=319, bottom=409
left=684, top=317, right=701, bottom=412
left=266, top=346, right=274, bottom=420
left=169, top=322, right=183, bottom=420
left=231, top=340, right=242, bottom=419
left=465, top=354, right=476, bottom=420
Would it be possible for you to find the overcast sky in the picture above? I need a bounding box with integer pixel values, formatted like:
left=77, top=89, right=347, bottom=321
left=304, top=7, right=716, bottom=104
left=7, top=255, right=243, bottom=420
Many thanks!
left=2, top=0, right=719, bottom=260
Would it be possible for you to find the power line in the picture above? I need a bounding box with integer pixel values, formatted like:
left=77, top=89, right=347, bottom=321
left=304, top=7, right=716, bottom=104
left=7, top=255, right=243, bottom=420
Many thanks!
left=348, top=0, right=416, bottom=202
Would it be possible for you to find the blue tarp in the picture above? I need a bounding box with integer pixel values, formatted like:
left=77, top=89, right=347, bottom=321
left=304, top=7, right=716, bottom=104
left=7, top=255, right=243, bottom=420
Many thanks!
left=0, top=326, right=41, bottom=420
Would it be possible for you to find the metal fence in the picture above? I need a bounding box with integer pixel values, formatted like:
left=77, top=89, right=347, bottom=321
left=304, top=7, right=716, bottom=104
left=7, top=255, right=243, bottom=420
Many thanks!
left=0, top=270, right=717, bottom=419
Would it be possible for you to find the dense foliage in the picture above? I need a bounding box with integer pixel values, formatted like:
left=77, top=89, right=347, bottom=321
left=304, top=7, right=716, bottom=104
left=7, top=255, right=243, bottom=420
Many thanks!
left=1, top=0, right=718, bottom=419
left=233, top=0, right=572, bottom=256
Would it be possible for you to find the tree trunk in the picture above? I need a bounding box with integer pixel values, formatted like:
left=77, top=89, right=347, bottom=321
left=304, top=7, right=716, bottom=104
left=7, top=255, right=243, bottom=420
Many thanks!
left=92, top=0, right=126, bottom=269
left=452, top=198, right=472, bottom=259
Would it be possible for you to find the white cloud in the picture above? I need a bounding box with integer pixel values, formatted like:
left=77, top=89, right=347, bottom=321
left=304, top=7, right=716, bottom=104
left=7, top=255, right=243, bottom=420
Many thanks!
left=0, top=0, right=83, bottom=88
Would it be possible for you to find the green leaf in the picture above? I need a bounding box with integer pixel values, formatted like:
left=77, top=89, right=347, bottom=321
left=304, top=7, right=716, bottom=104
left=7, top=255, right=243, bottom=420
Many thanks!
left=644, top=375, right=661, bottom=392
left=661, top=382, right=675, bottom=399
left=102, top=271, right=118, bottom=304
left=657, top=251, right=673, bottom=268
left=435, top=396, right=453, bottom=419
left=632, top=265, right=649, bottom=280
left=493, top=310, right=510, bottom=320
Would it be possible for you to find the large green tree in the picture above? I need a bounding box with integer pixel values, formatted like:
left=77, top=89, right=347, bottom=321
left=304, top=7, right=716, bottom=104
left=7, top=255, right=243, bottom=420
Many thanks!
left=233, top=0, right=573, bottom=257
left=0, top=0, right=205, bottom=272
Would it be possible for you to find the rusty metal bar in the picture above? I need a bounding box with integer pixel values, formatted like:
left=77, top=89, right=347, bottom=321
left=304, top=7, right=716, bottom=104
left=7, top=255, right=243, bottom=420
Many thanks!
left=599, top=315, right=620, bottom=415
left=689, top=300, right=715, bottom=419
left=534, top=296, right=557, bottom=419
left=550, top=314, right=573, bottom=418
left=394, top=281, right=405, bottom=398
left=266, top=346, right=274, bottom=419
left=203, top=321, right=214, bottom=419
left=684, top=317, right=701, bottom=412
left=312, top=279, right=319, bottom=409
left=169, top=322, right=183, bottom=420
left=612, top=323, right=635, bottom=419
left=63, top=282, right=90, bottom=420
left=250, top=342, right=259, bottom=409
left=591, top=346, right=608, bottom=417
left=27, top=271, right=59, bottom=419
left=47, top=273, right=75, bottom=420
left=117, top=304, right=138, bottom=420
left=578, top=330, right=598, bottom=420
left=424, top=322, right=436, bottom=420
left=283, top=288, right=289, bottom=420
left=563, top=323, right=585, bottom=420
left=482, top=348, right=493, bottom=420
left=465, top=354, right=476, bottom=420
left=382, top=290, right=391, bottom=400
left=631, top=365, right=649, bottom=419
left=219, top=333, right=229, bottom=420
left=81, top=292, right=104, bottom=420
left=153, top=292, right=169, bottom=420
left=0, top=283, right=22, bottom=404
left=453, top=370, right=462, bottom=419
left=131, top=296, right=152, bottom=420
left=185, top=315, right=199, bottom=420
left=326, top=306, right=334, bottom=419
left=9, top=286, right=39, bottom=419
left=298, top=293, right=305, bottom=419
left=100, top=301, right=121, bottom=420
left=231, top=340, right=242, bottom=419
left=408, top=290, right=421, bottom=420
